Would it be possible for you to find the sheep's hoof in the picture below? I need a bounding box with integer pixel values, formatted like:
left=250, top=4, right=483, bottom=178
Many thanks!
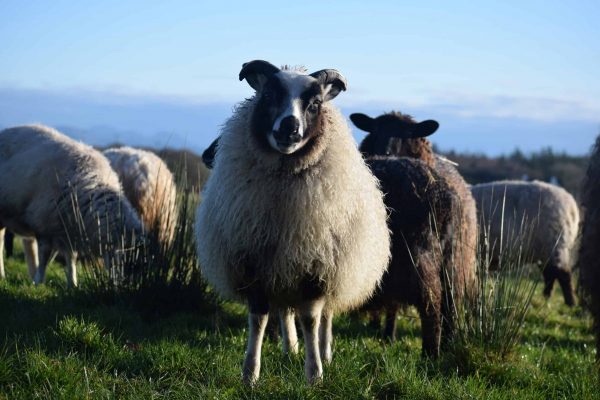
left=242, top=370, right=260, bottom=387
left=321, top=348, right=332, bottom=365
left=305, top=365, right=323, bottom=385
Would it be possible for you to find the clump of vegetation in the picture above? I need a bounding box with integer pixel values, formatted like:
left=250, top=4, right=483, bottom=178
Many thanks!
left=450, top=200, right=542, bottom=361
left=73, top=157, right=219, bottom=318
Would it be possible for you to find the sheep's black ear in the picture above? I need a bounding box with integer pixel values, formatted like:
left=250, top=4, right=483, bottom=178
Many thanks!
left=239, top=60, right=280, bottom=91
left=310, top=69, right=347, bottom=101
left=202, top=137, right=220, bottom=169
left=350, top=113, right=375, bottom=132
left=414, top=120, right=439, bottom=138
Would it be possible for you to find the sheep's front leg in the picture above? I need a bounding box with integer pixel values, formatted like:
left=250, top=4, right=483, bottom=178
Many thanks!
left=22, top=237, right=39, bottom=280
left=33, top=239, right=54, bottom=286
left=298, top=298, right=325, bottom=384
left=242, top=289, right=269, bottom=385
left=279, top=308, right=299, bottom=355
left=64, top=251, right=78, bottom=288
left=0, top=227, right=5, bottom=279
left=319, top=310, right=333, bottom=364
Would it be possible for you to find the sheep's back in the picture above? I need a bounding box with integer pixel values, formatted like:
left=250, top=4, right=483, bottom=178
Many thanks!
left=471, top=180, right=579, bottom=265
left=104, top=147, right=178, bottom=245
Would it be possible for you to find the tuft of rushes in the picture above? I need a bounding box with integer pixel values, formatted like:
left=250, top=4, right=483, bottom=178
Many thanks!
left=451, top=193, right=545, bottom=359
left=68, top=156, right=219, bottom=317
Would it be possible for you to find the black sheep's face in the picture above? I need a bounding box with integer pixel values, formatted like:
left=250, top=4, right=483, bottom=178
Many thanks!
left=350, top=113, right=439, bottom=156
left=239, top=60, right=347, bottom=155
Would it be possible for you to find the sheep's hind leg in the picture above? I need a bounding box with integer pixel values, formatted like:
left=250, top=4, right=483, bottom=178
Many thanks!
left=4, top=231, right=14, bottom=259
left=368, top=310, right=381, bottom=331
left=298, top=298, right=325, bottom=384
left=383, top=305, right=399, bottom=342
left=279, top=308, right=299, bottom=355
left=242, top=289, right=269, bottom=385
left=319, top=310, right=333, bottom=364
left=0, top=227, right=5, bottom=279
left=64, top=251, right=78, bottom=288
left=557, top=268, right=575, bottom=307
left=418, top=303, right=442, bottom=358
left=542, top=264, right=557, bottom=299
left=22, top=237, right=39, bottom=281
left=33, top=239, right=54, bottom=286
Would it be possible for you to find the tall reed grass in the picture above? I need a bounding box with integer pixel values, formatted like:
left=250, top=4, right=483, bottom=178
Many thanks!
left=451, top=193, right=547, bottom=359
left=67, top=156, right=218, bottom=316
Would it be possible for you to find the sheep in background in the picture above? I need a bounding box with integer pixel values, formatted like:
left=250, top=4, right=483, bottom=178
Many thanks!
left=103, top=147, right=178, bottom=247
left=578, top=135, right=600, bottom=354
left=196, top=61, right=390, bottom=384
left=0, top=125, right=144, bottom=287
left=471, top=180, right=579, bottom=306
left=350, top=111, right=477, bottom=355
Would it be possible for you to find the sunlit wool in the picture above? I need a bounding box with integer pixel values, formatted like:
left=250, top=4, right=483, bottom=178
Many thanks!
left=104, top=147, right=178, bottom=247
left=196, top=100, right=390, bottom=314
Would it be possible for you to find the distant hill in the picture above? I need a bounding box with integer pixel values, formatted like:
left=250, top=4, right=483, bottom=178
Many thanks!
left=1, top=86, right=598, bottom=156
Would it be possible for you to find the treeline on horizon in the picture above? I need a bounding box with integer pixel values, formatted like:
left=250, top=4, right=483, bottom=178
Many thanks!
left=103, top=143, right=590, bottom=200
left=437, top=146, right=589, bottom=198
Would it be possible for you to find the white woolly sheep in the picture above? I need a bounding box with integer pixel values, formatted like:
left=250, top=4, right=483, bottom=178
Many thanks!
left=195, top=60, right=390, bottom=384
left=470, top=180, right=580, bottom=306
left=0, top=125, right=144, bottom=287
left=103, top=147, right=178, bottom=247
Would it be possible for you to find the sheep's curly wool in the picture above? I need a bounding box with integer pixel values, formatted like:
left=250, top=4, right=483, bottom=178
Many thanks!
left=104, top=147, right=178, bottom=246
left=196, top=99, right=390, bottom=313
left=578, top=136, right=600, bottom=353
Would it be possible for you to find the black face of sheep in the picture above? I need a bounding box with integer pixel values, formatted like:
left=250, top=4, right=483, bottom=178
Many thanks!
left=350, top=112, right=439, bottom=156
left=240, top=60, right=347, bottom=155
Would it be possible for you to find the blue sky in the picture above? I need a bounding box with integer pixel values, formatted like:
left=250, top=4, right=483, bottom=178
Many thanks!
left=1, top=1, right=599, bottom=154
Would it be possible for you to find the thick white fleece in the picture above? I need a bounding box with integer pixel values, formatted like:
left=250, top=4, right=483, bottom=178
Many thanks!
left=104, top=147, right=178, bottom=246
left=196, top=100, right=390, bottom=312
left=471, top=180, right=579, bottom=270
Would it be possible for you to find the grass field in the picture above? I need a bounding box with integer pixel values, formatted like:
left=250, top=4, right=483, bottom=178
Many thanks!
left=1, top=247, right=598, bottom=399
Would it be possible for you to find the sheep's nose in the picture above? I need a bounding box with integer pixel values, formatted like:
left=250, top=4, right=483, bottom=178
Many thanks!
left=275, top=116, right=301, bottom=143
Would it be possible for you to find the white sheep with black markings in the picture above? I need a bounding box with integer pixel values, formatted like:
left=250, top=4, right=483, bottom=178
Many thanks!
left=103, top=147, right=178, bottom=247
left=470, top=180, right=580, bottom=306
left=195, top=60, right=390, bottom=384
left=0, top=125, right=144, bottom=287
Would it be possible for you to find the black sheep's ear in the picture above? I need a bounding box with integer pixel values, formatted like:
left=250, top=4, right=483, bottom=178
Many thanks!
left=239, top=60, right=280, bottom=91
left=310, top=69, right=347, bottom=101
left=350, top=113, right=375, bottom=132
left=414, top=120, right=439, bottom=138
left=202, top=137, right=220, bottom=169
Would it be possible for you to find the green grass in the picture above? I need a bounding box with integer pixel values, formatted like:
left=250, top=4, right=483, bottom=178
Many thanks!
left=1, top=251, right=598, bottom=399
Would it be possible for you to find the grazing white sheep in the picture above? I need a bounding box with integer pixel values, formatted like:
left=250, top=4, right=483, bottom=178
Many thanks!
left=470, top=180, right=580, bottom=306
left=103, top=147, right=178, bottom=247
left=0, top=125, right=144, bottom=287
left=196, top=60, right=390, bottom=384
